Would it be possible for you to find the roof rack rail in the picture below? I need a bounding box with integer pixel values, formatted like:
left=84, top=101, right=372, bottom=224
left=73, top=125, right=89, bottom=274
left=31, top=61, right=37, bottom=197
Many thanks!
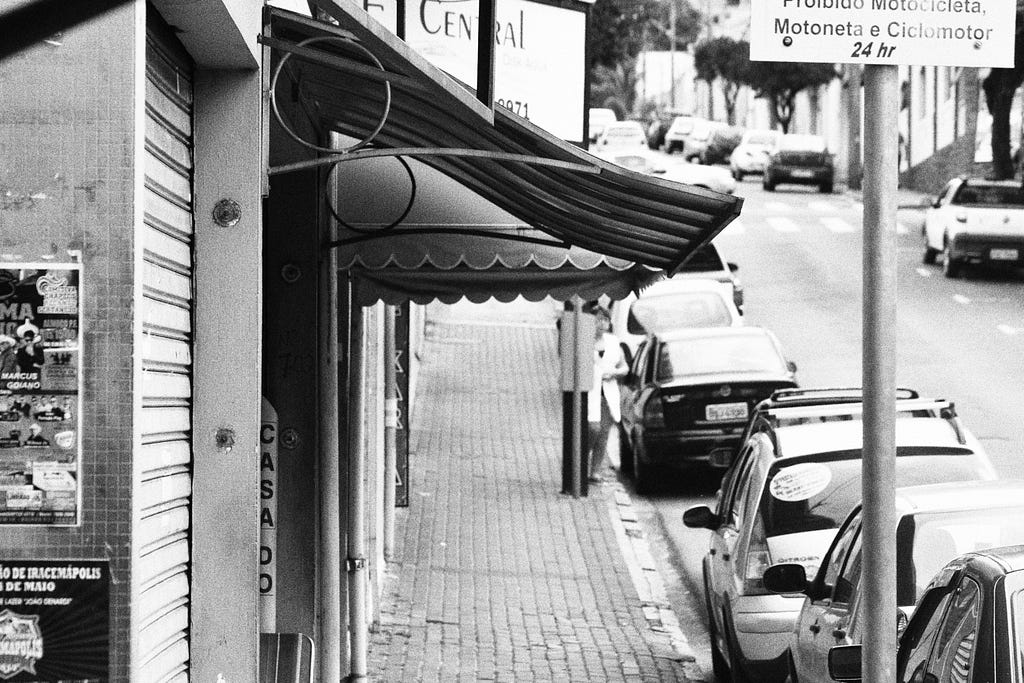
left=763, top=397, right=954, bottom=427
left=760, top=387, right=920, bottom=409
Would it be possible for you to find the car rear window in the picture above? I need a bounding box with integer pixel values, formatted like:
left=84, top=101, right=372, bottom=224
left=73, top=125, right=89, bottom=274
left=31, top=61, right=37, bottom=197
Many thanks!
left=656, top=334, right=786, bottom=380
left=678, top=245, right=725, bottom=272
left=953, top=184, right=1024, bottom=206
left=629, top=292, right=732, bottom=333
left=747, top=132, right=776, bottom=145
left=759, top=455, right=987, bottom=541
left=898, top=507, right=1024, bottom=604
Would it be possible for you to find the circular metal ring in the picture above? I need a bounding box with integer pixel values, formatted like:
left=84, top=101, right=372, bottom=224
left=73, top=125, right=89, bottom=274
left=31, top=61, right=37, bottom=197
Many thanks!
left=325, top=154, right=417, bottom=234
left=270, top=36, right=392, bottom=155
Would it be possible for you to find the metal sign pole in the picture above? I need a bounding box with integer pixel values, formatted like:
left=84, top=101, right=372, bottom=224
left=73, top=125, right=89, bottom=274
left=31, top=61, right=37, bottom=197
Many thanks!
left=861, top=62, right=899, bottom=683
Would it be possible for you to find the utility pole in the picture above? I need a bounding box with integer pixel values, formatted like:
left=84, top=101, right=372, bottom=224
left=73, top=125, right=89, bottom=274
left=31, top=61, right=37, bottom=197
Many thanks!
left=668, top=0, right=677, bottom=109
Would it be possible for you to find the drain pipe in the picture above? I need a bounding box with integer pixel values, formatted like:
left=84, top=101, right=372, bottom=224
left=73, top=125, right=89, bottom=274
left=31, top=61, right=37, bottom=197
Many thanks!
left=347, top=279, right=369, bottom=681
left=382, top=305, right=397, bottom=561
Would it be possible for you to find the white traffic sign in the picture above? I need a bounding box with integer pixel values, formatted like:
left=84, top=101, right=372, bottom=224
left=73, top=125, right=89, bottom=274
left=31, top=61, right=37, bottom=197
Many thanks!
left=750, top=0, right=1015, bottom=67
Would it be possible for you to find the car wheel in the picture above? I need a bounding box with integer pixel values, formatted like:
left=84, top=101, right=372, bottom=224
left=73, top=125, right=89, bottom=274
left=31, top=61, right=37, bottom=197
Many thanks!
left=707, top=604, right=730, bottom=682
left=732, top=169, right=743, bottom=181
left=618, top=425, right=634, bottom=476
left=819, top=182, right=833, bottom=194
left=763, top=176, right=775, bottom=191
left=724, top=617, right=754, bottom=683
left=922, top=234, right=939, bottom=265
left=943, top=241, right=961, bottom=278
left=633, top=444, right=657, bottom=494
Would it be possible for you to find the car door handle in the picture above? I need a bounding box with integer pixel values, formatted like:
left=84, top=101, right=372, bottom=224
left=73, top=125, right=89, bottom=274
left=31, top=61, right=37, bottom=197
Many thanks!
left=832, top=628, right=847, bottom=639
left=808, top=623, right=820, bottom=634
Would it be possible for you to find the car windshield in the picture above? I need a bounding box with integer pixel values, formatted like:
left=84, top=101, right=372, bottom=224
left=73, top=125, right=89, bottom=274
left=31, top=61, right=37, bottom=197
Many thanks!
left=629, top=292, right=732, bottom=333
left=952, top=184, right=1024, bottom=206
left=656, top=333, right=785, bottom=380
left=898, top=508, right=1024, bottom=604
left=779, top=135, right=827, bottom=152
left=746, top=132, right=777, bottom=145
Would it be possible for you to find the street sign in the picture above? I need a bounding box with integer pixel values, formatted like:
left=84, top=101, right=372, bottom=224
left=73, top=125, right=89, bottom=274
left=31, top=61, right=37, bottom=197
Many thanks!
left=750, top=0, right=1015, bottom=67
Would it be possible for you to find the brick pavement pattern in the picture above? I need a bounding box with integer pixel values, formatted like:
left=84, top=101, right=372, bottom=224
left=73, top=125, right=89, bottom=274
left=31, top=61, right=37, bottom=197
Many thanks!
left=367, top=300, right=695, bottom=682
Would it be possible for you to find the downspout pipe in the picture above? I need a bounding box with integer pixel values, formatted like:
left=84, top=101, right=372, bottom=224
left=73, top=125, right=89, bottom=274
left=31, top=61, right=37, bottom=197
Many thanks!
left=347, top=278, right=369, bottom=681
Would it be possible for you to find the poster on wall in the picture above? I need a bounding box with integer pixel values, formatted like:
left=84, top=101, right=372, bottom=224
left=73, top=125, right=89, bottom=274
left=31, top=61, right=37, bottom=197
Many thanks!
left=0, top=559, right=109, bottom=681
left=0, top=265, right=82, bottom=526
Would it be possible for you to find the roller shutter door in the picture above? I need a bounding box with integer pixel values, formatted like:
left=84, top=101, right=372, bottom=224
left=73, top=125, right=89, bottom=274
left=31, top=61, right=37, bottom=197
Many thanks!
left=133, top=13, right=194, bottom=682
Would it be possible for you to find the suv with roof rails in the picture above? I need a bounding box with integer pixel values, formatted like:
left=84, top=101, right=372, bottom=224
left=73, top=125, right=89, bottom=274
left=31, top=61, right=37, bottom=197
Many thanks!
left=683, top=392, right=996, bottom=683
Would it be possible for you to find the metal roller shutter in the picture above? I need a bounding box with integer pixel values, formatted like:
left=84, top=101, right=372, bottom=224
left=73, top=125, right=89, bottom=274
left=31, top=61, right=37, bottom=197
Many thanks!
left=133, top=12, right=194, bottom=682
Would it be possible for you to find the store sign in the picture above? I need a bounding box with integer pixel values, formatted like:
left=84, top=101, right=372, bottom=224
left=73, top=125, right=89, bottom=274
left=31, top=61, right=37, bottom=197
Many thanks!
left=259, top=399, right=278, bottom=631
left=0, top=264, right=82, bottom=526
left=750, top=0, right=1014, bottom=67
left=0, top=559, right=109, bottom=681
left=366, top=0, right=586, bottom=142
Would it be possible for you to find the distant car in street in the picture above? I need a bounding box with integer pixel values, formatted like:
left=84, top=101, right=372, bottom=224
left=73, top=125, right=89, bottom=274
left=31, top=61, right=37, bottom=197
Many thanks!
left=922, top=176, right=1024, bottom=278
left=700, top=125, right=745, bottom=165
left=675, top=243, right=744, bottom=312
left=683, top=391, right=997, bottom=683
left=763, top=479, right=1024, bottom=683
left=682, top=120, right=728, bottom=163
left=588, top=107, right=618, bottom=143
left=828, top=544, right=1024, bottom=683
left=730, top=129, right=781, bottom=180
left=592, top=120, right=648, bottom=152
left=618, top=326, right=797, bottom=492
left=659, top=159, right=737, bottom=195
left=663, top=115, right=704, bottom=154
left=592, top=149, right=666, bottom=175
left=763, top=134, right=834, bottom=193
left=610, top=277, right=743, bottom=359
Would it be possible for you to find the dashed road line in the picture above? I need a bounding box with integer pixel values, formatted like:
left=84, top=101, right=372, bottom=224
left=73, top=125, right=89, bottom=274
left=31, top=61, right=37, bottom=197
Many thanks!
left=915, top=267, right=933, bottom=277
left=821, top=217, right=856, bottom=233
left=998, top=325, right=1020, bottom=335
left=766, top=216, right=800, bottom=232
left=953, top=294, right=971, bottom=305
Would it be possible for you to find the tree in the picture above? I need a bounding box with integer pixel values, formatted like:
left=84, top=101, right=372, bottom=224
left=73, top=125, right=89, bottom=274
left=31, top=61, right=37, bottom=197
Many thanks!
left=588, top=0, right=702, bottom=76
left=743, top=61, right=837, bottom=133
left=693, top=37, right=750, bottom=124
left=981, top=0, right=1024, bottom=180
left=591, top=58, right=640, bottom=118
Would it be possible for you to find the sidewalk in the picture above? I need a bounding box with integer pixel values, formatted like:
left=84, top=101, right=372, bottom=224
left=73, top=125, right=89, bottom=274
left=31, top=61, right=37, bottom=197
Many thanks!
left=367, top=298, right=701, bottom=682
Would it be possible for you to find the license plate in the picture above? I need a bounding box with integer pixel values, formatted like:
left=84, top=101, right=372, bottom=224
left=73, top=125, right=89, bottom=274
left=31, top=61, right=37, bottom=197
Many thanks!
left=990, top=248, right=1019, bottom=261
left=791, top=169, right=814, bottom=178
left=706, top=402, right=748, bottom=422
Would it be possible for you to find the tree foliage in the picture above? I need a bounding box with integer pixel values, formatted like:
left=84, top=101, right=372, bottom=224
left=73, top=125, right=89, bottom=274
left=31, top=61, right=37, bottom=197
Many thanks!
left=591, top=58, right=639, bottom=118
left=742, top=61, right=837, bottom=133
left=693, top=37, right=750, bottom=124
left=981, top=0, right=1024, bottom=180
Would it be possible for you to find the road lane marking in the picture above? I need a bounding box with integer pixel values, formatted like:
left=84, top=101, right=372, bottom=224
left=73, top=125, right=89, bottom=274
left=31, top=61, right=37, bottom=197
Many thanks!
left=808, top=201, right=833, bottom=212
left=766, top=216, right=800, bottom=232
left=998, top=325, right=1019, bottom=335
left=953, top=294, right=971, bottom=305
left=765, top=201, right=789, bottom=212
left=821, top=217, right=856, bottom=233
left=915, top=268, right=932, bottom=277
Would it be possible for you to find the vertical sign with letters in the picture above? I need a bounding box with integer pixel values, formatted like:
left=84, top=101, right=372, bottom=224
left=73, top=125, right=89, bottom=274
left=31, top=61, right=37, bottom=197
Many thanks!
left=259, top=398, right=278, bottom=631
left=394, top=303, right=410, bottom=507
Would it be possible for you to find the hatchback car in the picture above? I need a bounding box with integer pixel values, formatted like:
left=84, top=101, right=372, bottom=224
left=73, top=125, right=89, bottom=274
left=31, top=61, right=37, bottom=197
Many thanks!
left=618, top=327, right=797, bottom=492
left=592, top=120, right=648, bottom=152
left=763, top=479, right=1024, bottom=683
left=610, top=277, right=743, bottom=358
left=730, top=129, right=781, bottom=180
left=664, top=115, right=704, bottom=154
left=763, top=134, right=834, bottom=193
left=683, top=395, right=997, bottom=682
left=922, top=176, right=1024, bottom=277
left=829, top=545, right=1024, bottom=683
left=675, top=243, right=744, bottom=312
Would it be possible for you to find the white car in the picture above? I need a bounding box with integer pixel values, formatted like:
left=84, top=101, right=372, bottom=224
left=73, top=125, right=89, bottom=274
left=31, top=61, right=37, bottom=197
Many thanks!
left=681, top=120, right=728, bottom=162
left=683, top=393, right=997, bottom=682
left=609, top=277, right=742, bottom=358
left=592, top=120, right=647, bottom=152
left=764, top=479, right=1024, bottom=683
left=588, top=107, right=618, bottom=143
left=593, top=149, right=666, bottom=175
left=922, top=176, right=1024, bottom=278
left=729, top=129, right=781, bottom=180
left=659, top=160, right=737, bottom=195
left=663, top=115, right=705, bottom=154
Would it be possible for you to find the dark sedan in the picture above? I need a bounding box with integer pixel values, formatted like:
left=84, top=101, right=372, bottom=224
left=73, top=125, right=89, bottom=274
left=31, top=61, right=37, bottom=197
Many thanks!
left=829, top=545, right=1024, bottom=683
left=618, top=327, right=797, bottom=492
left=763, top=134, right=834, bottom=193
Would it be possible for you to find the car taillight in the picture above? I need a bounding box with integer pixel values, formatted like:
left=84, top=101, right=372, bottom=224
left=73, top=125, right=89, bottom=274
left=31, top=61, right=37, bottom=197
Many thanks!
left=743, top=522, right=772, bottom=595
left=642, top=396, right=665, bottom=428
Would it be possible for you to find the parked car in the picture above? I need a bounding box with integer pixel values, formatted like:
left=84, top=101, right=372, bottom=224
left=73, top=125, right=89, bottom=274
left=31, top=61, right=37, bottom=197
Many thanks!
left=730, top=128, right=781, bottom=180
left=663, top=115, right=704, bottom=154
left=675, top=242, right=744, bottom=311
left=763, top=479, right=1024, bottom=683
left=683, top=392, right=997, bottom=683
left=763, top=134, right=834, bottom=193
left=646, top=112, right=675, bottom=150
left=593, top=120, right=647, bottom=152
left=922, top=176, right=1024, bottom=278
left=659, top=159, right=737, bottom=195
left=618, top=326, right=797, bottom=492
left=701, top=125, right=745, bottom=165
left=588, top=107, right=618, bottom=143
left=609, top=277, right=743, bottom=358
left=682, top=120, right=728, bottom=162
left=592, top=148, right=666, bottom=175
left=828, top=544, right=1024, bottom=683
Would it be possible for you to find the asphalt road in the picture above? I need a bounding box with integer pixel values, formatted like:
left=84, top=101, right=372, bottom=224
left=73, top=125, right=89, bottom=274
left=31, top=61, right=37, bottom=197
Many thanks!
left=625, top=164, right=1024, bottom=681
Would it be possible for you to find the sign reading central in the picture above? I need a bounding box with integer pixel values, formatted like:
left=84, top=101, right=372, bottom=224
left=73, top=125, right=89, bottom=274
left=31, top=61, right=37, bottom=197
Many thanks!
left=749, top=0, right=1014, bottom=66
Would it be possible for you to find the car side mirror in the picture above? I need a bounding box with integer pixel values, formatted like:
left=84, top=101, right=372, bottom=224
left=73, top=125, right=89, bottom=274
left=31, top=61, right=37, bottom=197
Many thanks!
left=762, top=563, right=808, bottom=594
left=828, top=645, right=862, bottom=682
left=727, top=262, right=739, bottom=273
left=683, top=505, right=720, bottom=530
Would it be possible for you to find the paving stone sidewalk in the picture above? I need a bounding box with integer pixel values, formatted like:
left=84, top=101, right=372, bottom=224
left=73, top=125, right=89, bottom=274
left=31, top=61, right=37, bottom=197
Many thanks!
left=367, top=299, right=700, bottom=682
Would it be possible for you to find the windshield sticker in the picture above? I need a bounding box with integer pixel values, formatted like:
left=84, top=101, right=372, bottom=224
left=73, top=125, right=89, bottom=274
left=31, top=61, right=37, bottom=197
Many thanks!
left=770, top=463, right=832, bottom=502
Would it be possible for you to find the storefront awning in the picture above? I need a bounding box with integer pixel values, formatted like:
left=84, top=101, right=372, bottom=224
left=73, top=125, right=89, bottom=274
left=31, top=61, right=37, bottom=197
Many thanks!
left=263, top=2, right=743, bottom=281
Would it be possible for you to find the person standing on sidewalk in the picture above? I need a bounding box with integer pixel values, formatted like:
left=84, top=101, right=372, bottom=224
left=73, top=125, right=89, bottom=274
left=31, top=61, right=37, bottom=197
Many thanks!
left=588, top=306, right=628, bottom=483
